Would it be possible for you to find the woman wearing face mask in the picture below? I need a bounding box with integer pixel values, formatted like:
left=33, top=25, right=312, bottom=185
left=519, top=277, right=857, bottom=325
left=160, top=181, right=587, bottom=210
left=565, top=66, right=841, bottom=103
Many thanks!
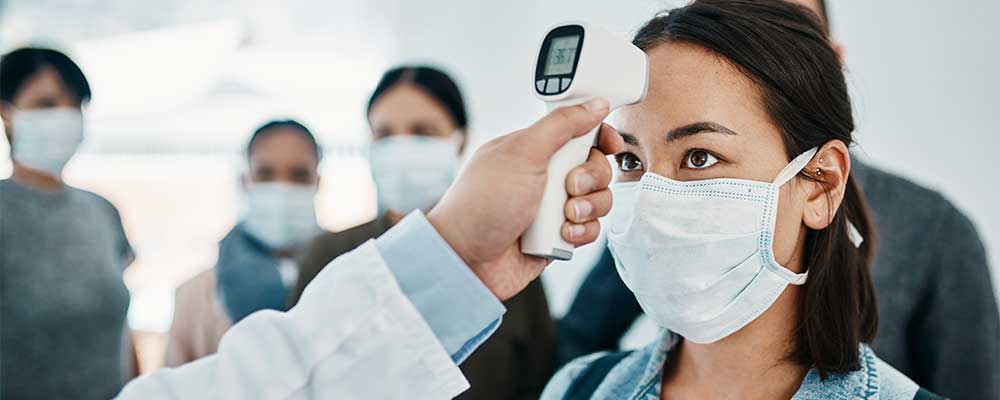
left=289, top=66, right=555, bottom=400
left=0, top=48, right=135, bottom=398
left=542, top=1, right=941, bottom=399
left=164, top=120, right=327, bottom=366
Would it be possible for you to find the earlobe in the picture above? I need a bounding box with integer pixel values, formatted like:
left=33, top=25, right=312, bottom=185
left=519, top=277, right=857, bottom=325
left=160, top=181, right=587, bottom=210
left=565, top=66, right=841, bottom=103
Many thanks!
left=801, top=141, right=851, bottom=230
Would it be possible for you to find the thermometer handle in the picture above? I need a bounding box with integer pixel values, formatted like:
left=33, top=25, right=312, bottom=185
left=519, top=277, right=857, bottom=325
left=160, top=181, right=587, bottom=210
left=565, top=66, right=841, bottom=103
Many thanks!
left=521, top=116, right=599, bottom=260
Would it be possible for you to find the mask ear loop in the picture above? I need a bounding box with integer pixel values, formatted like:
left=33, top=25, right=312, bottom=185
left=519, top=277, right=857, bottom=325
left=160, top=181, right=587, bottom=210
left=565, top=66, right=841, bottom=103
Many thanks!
left=449, top=129, right=465, bottom=152
left=847, top=222, right=864, bottom=248
left=771, top=146, right=865, bottom=249
left=768, top=148, right=818, bottom=285
left=772, top=147, right=819, bottom=187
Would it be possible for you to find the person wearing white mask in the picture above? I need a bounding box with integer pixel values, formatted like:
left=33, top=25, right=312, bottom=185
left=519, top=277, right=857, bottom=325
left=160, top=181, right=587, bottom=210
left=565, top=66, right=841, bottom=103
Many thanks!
left=0, top=47, right=136, bottom=398
left=289, top=65, right=556, bottom=400
left=542, top=1, right=942, bottom=399
left=164, top=119, right=326, bottom=367
left=289, top=65, right=470, bottom=302
left=557, top=1, right=999, bottom=397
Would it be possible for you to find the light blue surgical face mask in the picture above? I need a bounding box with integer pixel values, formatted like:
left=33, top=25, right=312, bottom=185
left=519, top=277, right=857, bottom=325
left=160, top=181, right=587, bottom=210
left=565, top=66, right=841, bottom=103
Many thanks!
left=369, top=134, right=460, bottom=213
left=241, top=182, right=320, bottom=251
left=606, top=148, right=863, bottom=344
left=11, top=107, right=84, bottom=177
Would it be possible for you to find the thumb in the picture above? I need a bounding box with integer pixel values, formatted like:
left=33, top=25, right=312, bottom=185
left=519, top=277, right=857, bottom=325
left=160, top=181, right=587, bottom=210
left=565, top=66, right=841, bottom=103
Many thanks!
left=511, top=97, right=610, bottom=166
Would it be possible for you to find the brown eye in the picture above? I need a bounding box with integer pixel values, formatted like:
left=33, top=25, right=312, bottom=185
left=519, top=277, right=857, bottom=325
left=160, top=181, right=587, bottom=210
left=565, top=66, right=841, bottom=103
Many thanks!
left=410, top=123, right=438, bottom=137
left=374, top=127, right=394, bottom=139
left=615, top=152, right=644, bottom=172
left=684, top=150, right=719, bottom=169
left=292, top=167, right=314, bottom=184
left=254, top=166, right=275, bottom=182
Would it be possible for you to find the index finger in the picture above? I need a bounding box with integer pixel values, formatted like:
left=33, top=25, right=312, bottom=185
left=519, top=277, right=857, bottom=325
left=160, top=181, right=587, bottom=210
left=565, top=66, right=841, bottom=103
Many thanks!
left=595, top=123, right=624, bottom=156
left=509, top=98, right=610, bottom=166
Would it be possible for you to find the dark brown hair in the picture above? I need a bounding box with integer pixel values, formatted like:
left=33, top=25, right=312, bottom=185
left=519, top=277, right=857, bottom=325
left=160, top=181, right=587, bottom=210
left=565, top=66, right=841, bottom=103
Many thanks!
left=0, top=47, right=91, bottom=105
left=367, top=65, right=468, bottom=130
left=246, top=119, right=322, bottom=164
left=634, top=0, right=877, bottom=378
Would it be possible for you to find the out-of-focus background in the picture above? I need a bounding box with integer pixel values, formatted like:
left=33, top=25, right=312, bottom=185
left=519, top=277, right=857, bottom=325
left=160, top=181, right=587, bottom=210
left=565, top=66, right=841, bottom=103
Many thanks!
left=2, top=0, right=998, bottom=371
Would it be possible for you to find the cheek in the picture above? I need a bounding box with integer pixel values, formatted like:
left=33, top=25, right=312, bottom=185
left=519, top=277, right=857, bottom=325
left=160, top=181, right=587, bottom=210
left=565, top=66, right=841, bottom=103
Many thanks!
left=771, top=185, right=807, bottom=271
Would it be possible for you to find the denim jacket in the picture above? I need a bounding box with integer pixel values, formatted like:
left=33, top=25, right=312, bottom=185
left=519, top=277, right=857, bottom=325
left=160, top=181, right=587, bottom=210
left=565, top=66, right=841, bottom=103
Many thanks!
left=541, top=330, right=921, bottom=400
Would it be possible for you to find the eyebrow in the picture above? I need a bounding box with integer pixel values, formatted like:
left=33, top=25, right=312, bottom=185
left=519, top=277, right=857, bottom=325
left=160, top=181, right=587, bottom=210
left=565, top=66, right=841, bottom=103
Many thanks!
left=620, top=132, right=640, bottom=147
left=666, top=121, right=739, bottom=142
left=619, top=121, right=739, bottom=148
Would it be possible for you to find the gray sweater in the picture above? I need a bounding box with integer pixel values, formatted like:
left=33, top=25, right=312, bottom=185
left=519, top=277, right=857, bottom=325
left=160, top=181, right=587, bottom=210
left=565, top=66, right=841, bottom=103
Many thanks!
left=0, top=179, right=134, bottom=399
left=853, top=162, right=1000, bottom=399
left=557, top=161, right=1000, bottom=400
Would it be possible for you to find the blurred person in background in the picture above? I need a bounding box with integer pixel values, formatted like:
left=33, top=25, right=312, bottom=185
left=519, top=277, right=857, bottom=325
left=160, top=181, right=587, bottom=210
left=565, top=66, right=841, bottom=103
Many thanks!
left=288, top=65, right=555, bottom=400
left=0, top=47, right=135, bottom=399
left=164, top=119, right=328, bottom=366
left=556, top=1, right=999, bottom=399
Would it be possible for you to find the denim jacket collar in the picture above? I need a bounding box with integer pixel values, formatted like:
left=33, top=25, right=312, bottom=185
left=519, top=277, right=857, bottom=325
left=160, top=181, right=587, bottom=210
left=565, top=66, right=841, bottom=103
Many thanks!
left=619, top=330, right=881, bottom=400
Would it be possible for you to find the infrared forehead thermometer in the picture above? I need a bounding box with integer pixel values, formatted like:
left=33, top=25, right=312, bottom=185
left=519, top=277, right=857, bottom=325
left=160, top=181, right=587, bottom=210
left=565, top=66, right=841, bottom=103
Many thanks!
left=521, top=22, right=648, bottom=260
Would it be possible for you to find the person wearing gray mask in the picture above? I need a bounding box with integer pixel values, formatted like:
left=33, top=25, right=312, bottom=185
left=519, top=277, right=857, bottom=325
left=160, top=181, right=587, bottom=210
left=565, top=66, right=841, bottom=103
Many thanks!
left=0, top=47, right=135, bottom=399
left=288, top=65, right=555, bottom=400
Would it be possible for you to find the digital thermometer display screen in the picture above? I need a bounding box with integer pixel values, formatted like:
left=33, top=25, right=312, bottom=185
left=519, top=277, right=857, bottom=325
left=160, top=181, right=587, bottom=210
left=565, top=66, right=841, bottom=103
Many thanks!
left=543, top=35, right=581, bottom=76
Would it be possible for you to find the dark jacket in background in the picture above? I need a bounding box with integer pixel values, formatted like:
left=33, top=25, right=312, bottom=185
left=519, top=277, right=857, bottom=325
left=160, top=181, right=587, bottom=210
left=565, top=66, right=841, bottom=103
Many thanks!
left=556, top=161, right=1000, bottom=400
left=290, top=213, right=556, bottom=400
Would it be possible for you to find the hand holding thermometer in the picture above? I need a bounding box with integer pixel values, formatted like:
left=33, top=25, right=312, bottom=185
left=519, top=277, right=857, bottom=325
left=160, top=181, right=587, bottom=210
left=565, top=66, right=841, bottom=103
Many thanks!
left=521, top=22, right=648, bottom=260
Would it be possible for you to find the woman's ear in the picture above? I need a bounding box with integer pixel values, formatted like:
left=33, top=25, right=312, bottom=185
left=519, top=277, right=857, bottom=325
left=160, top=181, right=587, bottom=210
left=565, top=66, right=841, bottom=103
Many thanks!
left=455, top=130, right=468, bottom=155
left=802, top=140, right=851, bottom=230
left=0, top=103, right=12, bottom=143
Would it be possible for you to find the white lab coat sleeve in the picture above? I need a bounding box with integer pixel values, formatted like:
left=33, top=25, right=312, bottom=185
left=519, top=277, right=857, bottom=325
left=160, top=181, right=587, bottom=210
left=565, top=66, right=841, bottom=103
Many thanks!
left=117, top=240, right=470, bottom=400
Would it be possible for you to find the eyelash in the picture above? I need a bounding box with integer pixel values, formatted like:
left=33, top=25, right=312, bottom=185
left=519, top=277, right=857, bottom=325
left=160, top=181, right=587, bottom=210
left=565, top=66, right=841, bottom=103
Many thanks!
left=681, top=149, right=723, bottom=169
left=615, top=152, right=643, bottom=172
left=614, top=149, right=725, bottom=173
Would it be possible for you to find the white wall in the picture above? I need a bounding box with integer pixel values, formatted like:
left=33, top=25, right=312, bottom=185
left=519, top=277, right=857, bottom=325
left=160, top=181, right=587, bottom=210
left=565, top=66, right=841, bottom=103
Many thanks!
left=382, top=0, right=1000, bottom=306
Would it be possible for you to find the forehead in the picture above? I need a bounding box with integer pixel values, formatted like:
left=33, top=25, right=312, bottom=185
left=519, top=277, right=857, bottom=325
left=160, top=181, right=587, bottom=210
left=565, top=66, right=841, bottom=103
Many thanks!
left=368, top=84, right=454, bottom=124
left=249, top=128, right=316, bottom=161
left=14, top=68, right=73, bottom=100
left=616, top=41, right=765, bottom=135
